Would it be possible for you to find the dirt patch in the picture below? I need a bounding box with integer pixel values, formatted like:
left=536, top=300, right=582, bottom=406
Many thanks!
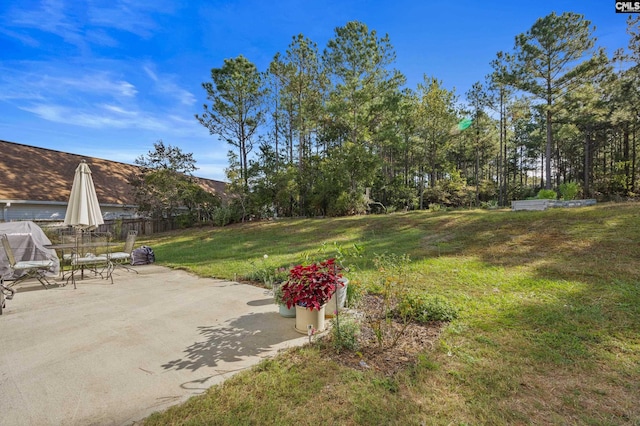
left=317, top=295, right=447, bottom=376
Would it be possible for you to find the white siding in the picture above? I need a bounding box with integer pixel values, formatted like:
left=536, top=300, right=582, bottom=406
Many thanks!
left=5, top=204, right=67, bottom=221
left=2, top=203, right=136, bottom=222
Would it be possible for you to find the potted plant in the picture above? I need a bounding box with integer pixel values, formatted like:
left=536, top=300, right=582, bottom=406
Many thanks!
left=326, top=276, right=349, bottom=317
left=273, top=282, right=296, bottom=318
left=281, top=258, right=343, bottom=334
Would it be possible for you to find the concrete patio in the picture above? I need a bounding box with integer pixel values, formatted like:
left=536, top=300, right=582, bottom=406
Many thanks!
left=0, top=265, right=308, bottom=425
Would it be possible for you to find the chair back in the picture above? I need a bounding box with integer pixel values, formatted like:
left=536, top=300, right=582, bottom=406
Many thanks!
left=0, top=234, right=17, bottom=267
left=124, top=230, right=137, bottom=254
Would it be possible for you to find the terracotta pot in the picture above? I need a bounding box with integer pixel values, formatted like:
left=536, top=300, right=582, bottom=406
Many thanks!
left=294, top=304, right=326, bottom=334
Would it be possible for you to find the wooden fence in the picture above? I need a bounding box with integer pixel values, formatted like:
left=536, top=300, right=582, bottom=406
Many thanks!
left=94, top=218, right=177, bottom=240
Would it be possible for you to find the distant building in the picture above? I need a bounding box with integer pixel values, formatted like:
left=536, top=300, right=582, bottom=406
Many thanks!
left=0, top=140, right=226, bottom=222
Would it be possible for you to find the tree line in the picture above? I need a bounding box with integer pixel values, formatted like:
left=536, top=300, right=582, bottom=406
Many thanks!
left=133, top=13, right=640, bottom=223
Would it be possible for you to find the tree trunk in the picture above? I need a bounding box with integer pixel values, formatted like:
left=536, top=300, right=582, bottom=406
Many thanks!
left=540, top=151, right=545, bottom=190
left=623, top=125, right=631, bottom=193
left=584, top=129, right=591, bottom=197
left=419, top=165, right=426, bottom=210
left=545, top=108, right=552, bottom=190
left=632, top=123, right=637, bottom=192
left=498, top=89, right=504, bottom=206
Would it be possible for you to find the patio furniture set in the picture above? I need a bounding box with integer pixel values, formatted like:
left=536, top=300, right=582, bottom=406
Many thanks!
left=0, top=229, right=138, bottom=314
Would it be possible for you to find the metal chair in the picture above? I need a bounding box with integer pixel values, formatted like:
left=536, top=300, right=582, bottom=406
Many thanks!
left=0, top=282, right=15, bottom=315
left=68, top=231, right=113, bottom=288
left=109, top=230, right=138, bottom=274
left=0, top=233, right=54, bottom=290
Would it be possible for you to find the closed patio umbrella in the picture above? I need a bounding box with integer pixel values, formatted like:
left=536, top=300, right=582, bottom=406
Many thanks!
left=64, top=160, right=104, bottom=230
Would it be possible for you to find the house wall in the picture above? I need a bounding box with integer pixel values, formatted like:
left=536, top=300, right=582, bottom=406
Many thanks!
left=3, top=203, right=67, bottom=221
left=0, top=140, right=227, bottom=225
left=1, top=201, right=137, bottom=222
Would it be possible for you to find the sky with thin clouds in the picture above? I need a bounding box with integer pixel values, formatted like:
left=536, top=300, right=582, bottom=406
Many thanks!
left=0, top=1, right=632, bottom=181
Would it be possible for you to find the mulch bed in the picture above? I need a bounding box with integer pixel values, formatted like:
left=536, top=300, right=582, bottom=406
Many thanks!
left=317, top=295, right=447, bottom=376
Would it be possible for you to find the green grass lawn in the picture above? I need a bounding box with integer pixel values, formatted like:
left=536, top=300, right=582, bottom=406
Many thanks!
left=141, top=202, right=640, bottom=425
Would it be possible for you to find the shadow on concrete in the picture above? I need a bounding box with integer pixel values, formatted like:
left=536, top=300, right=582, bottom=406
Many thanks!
left=246, top=298, right=273, bottom=307
left=161, top=311, right=297, bottom=372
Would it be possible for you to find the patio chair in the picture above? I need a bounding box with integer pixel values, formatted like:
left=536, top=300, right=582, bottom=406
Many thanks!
left=109, top=230, right=138, bottom=274
left=68, top=231, right=113, bottom=288
left=0, top=282, right=14, bottom=315
left=0, top=233, right=54, bottom=290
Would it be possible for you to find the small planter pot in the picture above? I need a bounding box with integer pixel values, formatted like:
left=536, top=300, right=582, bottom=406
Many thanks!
left=278, top=304, right=296, bottom=318
left=326, top=278, right=349, bottom=318
left=295, top=304, right=326, bottom=334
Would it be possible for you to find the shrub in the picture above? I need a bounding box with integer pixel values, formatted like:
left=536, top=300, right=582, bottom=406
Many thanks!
left=481, top=200, right=499, bottom=210
left=346, top=278, right=364, bottom=307
left=245, top=255, right=289, bottom=288
left=422, top=170, right=475, bottom=207
left=273, top=283, right=285, bottom=305
left=212, top=205, right=236, bottom=226
left=175, top=213, right=195, bottom=229
left=366, top=253, right=413, bottom=349
left=536, top=189, right=557, bottom=200
left=510, top=184, right=538, bottom=201
left=559, top=182, right=580, bottom=200
left=397, top=293, right=459, bottom=323
left=330, top=315, right=360, bottom=353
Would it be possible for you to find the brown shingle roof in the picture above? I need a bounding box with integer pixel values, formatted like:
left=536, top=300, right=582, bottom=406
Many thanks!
left=0, top=140, right=226, bottom=205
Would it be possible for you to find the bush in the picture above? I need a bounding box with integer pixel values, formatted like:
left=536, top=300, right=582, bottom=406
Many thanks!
left=559, top=182, right=580, bottom=201
left=481, top=200, right=499, bottom=210
left=175, top=213, right=195, bottom=229
left=330, top=315, right=360, bottom=353
left=212, top=205, right=237, bottom=226
left=422, top=171, right=475, bottom=208
left=397, top=293, right=459, bottom=323
left=346, top=278, right=364, bottom=307
left=510, top=184, right=538, bottom=201
left=245, top=255, right=289, bottom=288
left=536, top=189, right=557, bottom=200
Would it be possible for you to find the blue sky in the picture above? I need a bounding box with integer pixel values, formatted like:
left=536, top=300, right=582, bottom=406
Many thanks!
left=0, top=1, right=632, bottom=181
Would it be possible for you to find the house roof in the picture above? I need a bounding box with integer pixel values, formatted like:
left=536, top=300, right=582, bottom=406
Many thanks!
left=0, top=140, right=227, bottom=205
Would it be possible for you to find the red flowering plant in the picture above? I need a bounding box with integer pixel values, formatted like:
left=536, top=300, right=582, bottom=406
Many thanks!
left=281, top=258, right=343, bottom=310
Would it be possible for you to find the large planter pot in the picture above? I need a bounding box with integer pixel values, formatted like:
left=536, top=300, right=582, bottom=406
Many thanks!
left=326, top=278, right=349, bottom=318
left=295, top=304, right=326, bottom=334
left=278, top=304, right=296, bottom=318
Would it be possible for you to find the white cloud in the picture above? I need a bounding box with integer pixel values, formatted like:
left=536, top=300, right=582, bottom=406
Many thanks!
left=88, top=0, right=177, bottom=38
left=0, top=28, right=40, bottom=47
left=100, top=104, right=138, bottom=116
left=2, top=0, right=176, bottom=48
left=0, top=65, right=138, bottom=101
left=143, top=66, right=159, bottom=82
left=195, top=149, right=230, bottom=162
left=88, top=6, right=155, bottom=39
left=1, top=59, right=201, bottom=156
left=5, top=0, right=87, bottom=47
left=164, top=85, right=196, bottom=106
left=54, top=73, right=137, bottom=98
left=143, top=64, right=196, bottom=106
left=84, top=28, right=119, bottom=47
left=18, top=100, right=207, bottom=141
left=45, top=74, right=138, bottom=98
left=193, top=162, right=228, bottom=181
left=81, top=147, right=145, bottom=164
left=21, top=103, right=167, bottom=130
